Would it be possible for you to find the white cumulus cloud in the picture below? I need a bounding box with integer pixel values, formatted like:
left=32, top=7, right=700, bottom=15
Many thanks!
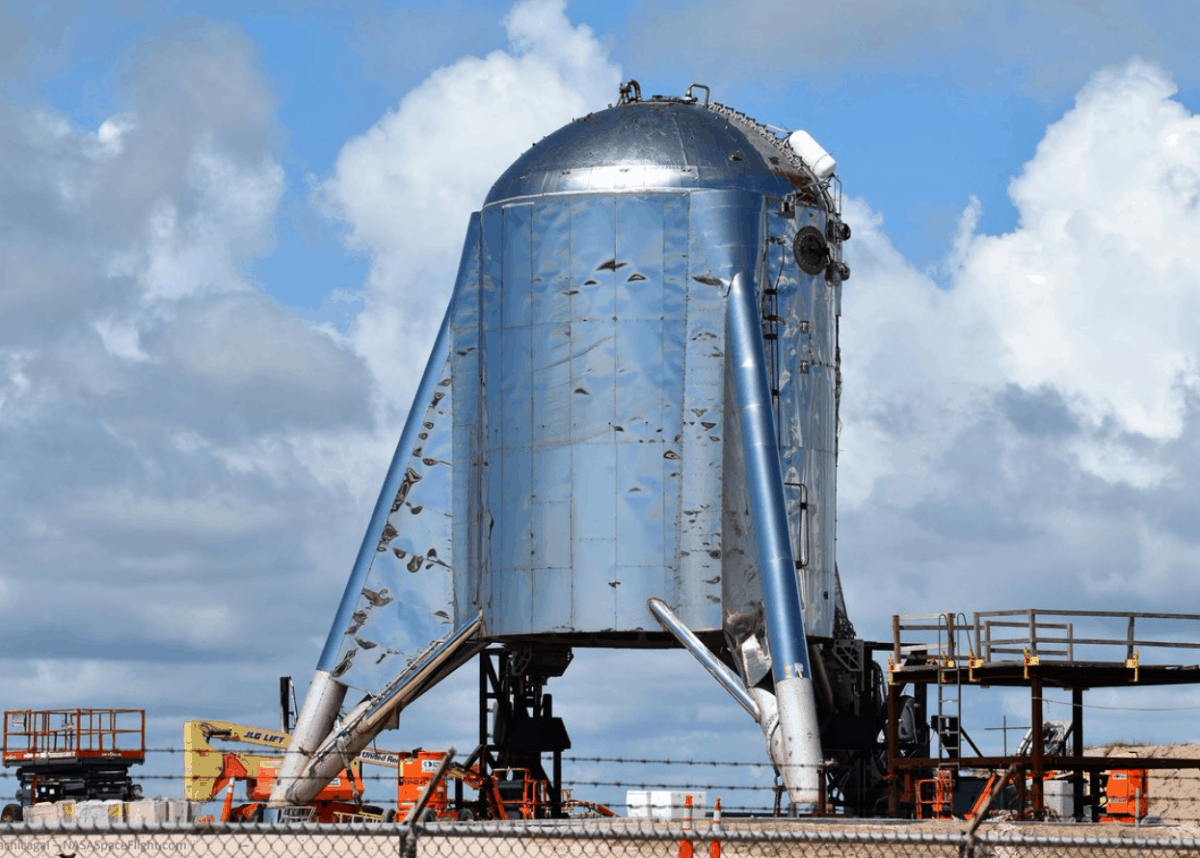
left=0, top=21, right=376, bottom=738
left=838, top=59, right=1200, bottom=644
left=956, top=59, right=1200, bottom=445
left=843, top=59, right=1200, bottom=511
left=324, top=0, right=621, bottom=414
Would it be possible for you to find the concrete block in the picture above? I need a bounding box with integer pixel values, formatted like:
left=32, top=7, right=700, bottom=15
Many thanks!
left=74, top=801, right=105, bottom=825
left=24, top=804, right=56, bottom=825
left=166, top=800, right=199, bottom=823
left=126, top=800, right=169, bottom=824
left=55, top=801, right=75, bottom=821
left=75, top=800, right=126, bottom=825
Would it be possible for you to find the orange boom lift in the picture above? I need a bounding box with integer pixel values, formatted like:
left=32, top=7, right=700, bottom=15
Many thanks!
left=184, top=720, right=398, bottom=822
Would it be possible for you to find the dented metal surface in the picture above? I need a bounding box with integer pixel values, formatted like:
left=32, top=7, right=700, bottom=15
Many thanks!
left=316, top=225, right=476, bottom=696
left=283, top=86, right=849, bottom=808
left=458, top=190, right=718, bottom=637
left=315, top=94, right=843, bottom=665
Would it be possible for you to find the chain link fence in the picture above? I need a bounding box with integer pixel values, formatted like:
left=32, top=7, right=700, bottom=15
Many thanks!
left=7, top=742, right=1200, bottom=856
left=4, top=819, right=1200, bottom=857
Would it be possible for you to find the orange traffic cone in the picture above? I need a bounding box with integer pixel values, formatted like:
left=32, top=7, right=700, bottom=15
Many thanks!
left=678, top=794, right=694, bottom=858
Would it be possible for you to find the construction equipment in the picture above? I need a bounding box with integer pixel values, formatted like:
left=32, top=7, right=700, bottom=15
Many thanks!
left=913, top=767, right=1018, bottom=821
left=914, top=769, right=955, bottom=820
left=911, top=761, right=1152, bottom=823
left=904, top=717, right=1155, bottom=823
left=395, top=750, right=454, bottom=821
left=1100, top=765, right=1150, bottom=823
left=963, top=768, right=1016, bottom=821
left=489, top=766, right=555, bottom=820
left=183, top=719, right=397, bottom=823
left=395, top=749, right=614, bottom=821
left=395, top=751, right=503, bottom=822
left=2, top=709, right=145, bottom=821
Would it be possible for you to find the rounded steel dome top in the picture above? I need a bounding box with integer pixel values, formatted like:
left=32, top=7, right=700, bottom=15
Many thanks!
left=485, top=86, right=820, bottom=205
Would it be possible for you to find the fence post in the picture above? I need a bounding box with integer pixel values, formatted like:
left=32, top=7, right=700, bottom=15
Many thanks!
left=708, top=797, right=722, bottom=858
left=400, top=744, right=456, bottom=858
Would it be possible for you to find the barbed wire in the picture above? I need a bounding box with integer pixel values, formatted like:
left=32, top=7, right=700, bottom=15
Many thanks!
left=16, top=746, right=1200, bottom=767
left=561, top=755, right=774, bottom=767
left=3, top=749, right=795, bottom=762
left=14, top=750, right=1200, bottom=780
left=20, top=747, right=1200, bottom=766
left=562, top=780, right=773, bottom=791
left=13, top=748, right=1200, bottom=772
left=3, top=748, right=800, bottom=762
left=12, top=747, right=1200, bottom=823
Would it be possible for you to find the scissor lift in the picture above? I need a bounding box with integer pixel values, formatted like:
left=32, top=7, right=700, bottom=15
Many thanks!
left=2, top=708, right=145, bottom=820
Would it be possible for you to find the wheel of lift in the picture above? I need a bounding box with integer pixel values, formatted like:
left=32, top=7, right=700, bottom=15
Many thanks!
left=1, top=804, right=23, bottom=823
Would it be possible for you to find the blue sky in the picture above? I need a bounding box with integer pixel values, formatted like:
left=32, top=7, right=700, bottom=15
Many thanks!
left=4, top=0, right=1200, bottom=814
left=18, top=0, right=1197, bottom=312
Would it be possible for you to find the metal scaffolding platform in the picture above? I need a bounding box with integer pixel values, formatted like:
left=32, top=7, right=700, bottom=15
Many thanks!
left=885, top=609, right=1200, bottom=820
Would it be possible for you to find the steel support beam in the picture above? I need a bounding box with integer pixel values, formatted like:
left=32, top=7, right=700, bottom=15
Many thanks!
left=1030, top=676, right=1044, bottom=820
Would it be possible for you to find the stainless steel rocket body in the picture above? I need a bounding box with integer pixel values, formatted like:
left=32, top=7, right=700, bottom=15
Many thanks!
left=274, top=89, right=847, bottom=810
left=468, top=98, right=841, bottom=645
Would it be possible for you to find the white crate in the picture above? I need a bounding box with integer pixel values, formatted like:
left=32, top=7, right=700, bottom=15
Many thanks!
left=626, top=790, right=707, bottom=819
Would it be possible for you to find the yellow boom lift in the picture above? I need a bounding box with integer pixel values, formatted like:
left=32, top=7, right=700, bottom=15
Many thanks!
left=183, top=720, right=398, bottom=822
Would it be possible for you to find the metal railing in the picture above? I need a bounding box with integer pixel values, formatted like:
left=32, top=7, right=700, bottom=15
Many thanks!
left=893, top=609, right=1200, bottom=666
left=2, top=709, right=146, bottom=763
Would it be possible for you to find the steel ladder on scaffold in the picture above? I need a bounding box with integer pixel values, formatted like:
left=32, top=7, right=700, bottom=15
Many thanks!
left=934, top=613, right=969, bottom=766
